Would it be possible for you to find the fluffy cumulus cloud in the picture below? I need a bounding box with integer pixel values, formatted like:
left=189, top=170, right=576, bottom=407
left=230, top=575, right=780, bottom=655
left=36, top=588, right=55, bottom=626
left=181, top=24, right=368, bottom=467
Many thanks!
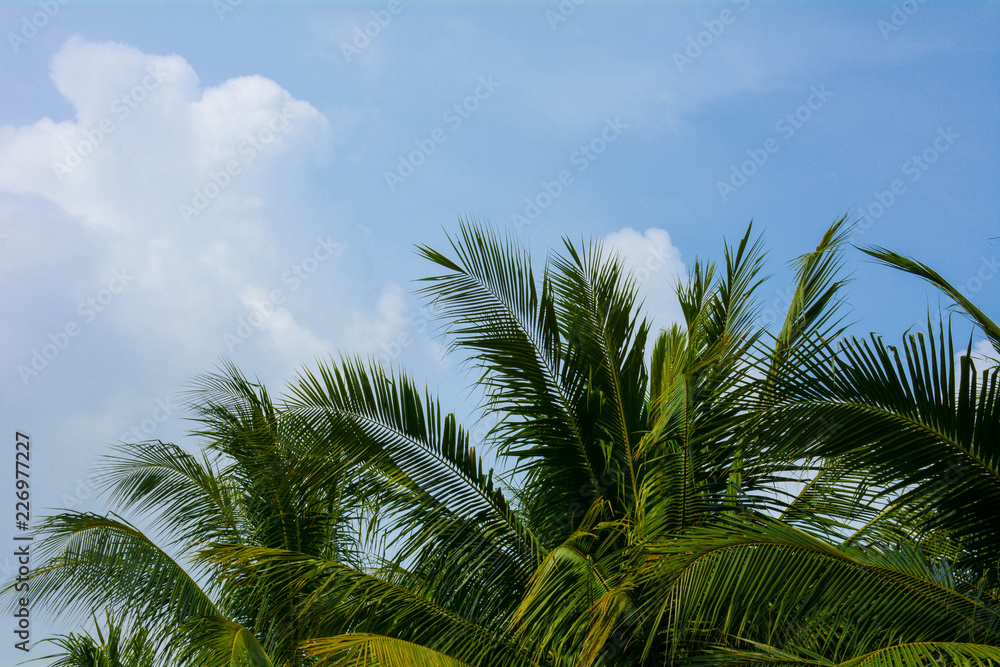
left=0, top=37, right=345, bottom=377
left=602, top=227, right=686, bottom=334
left=2, top=38, right=331, bottom=231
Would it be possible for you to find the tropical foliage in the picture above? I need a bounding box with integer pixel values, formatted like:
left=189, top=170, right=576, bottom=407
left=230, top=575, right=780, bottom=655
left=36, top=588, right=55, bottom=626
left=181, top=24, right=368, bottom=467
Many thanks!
left=38, top=613, right=156, bottom=667
left=18, top=218, right=1000, bottom=666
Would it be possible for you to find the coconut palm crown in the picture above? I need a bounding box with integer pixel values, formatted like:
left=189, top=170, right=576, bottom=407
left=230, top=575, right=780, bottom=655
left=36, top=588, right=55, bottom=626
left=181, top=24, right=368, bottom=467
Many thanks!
left=19, top=217, right=1000, bottom=667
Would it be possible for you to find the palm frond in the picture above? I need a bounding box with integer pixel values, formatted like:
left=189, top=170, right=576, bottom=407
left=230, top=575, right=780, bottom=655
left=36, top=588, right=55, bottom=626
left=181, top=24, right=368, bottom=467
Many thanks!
left=861, top=245, right=1000, bottom=353
left=417, top=221, right=605, bottom=543
left=304, top=633, right=474, bottom=667
left=197, top=544, right=536, bottom=667
left=23, top=512, right=220, bottom=655
left=637, top=517, right=999, bottom=662
left=757, top=318, right=1000, bottom=572
left=285, top=356, right=542, bottom=618
left=96, top=440, right=244, bottom=547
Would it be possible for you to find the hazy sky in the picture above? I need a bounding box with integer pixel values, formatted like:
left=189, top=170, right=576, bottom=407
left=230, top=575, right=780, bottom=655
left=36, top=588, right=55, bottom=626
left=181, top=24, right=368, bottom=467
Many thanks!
left=1, top=1, right=997, bottom=660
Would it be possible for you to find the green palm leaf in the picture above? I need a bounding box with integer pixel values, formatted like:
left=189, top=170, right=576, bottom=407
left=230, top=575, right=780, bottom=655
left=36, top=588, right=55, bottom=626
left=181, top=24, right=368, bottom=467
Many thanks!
left=861, top=246, right=1000, bottom=353
left=417, top=222, right=605, bottom=543
left=304, top=633, right=473, bottom=667
left=198, top=544, right=538, bottom=667
left=285, top=356, right=542, bottom=619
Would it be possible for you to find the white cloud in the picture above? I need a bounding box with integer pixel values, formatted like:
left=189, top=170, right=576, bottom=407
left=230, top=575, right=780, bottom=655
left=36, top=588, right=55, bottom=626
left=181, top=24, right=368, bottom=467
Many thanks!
left=343, top=281, right=409, bottom=353
left=238, top=285, right=331, bottom=365
left=602, top=227, right=686, bottom=334
left=0, top=37, right=347, bottom=368
left=0, top=38, right=333, bottom=233
left=0, top=39, right=428, bottom=484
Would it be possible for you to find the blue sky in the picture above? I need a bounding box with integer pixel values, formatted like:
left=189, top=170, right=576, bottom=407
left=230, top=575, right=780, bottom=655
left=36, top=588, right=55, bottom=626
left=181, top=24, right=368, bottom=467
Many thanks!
left=0, top=0, right=998, bottom=660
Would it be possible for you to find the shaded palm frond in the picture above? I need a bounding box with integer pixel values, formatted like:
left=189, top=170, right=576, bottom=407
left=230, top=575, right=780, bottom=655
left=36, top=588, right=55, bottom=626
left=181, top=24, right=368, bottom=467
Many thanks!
left=861, top=245, right=1000, bottom=353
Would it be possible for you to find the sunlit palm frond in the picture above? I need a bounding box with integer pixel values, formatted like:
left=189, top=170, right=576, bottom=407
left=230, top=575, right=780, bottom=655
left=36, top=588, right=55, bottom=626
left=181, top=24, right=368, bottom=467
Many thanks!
left=757, top=318, right=1000, bottom=574
left=417, top=221, right=605, bottom=543
left=304, top=633, right=474, bottom=667
left=285, top=356, right=541, bottom=618
left=39, top=612, right=157, bottom=667
left=701, top=640, right=1000, bottom=667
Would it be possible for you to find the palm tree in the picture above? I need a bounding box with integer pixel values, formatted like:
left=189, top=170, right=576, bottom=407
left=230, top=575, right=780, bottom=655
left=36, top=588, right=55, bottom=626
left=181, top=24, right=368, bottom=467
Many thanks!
left=26, top=364, right=373, bottom=666
left=18, top=218, right=1000, bottom=666
left=38, top=613, right=156, bottom=667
